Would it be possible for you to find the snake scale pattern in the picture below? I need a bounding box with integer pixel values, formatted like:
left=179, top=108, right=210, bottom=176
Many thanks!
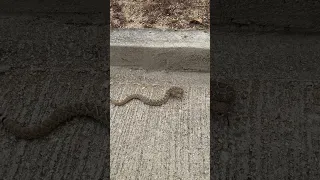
left=111, top=83, right=235, bottom=114
left=0, top=102, right=108, bottom=140
left=111, top=86, right=184, bottom=106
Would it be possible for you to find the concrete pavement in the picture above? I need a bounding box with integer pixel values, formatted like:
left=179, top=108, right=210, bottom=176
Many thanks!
left=110, top=66, right=210, bottom=179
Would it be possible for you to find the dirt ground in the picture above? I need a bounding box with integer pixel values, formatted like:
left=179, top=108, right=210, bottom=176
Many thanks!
left=110, top=0, right=209, bottom=30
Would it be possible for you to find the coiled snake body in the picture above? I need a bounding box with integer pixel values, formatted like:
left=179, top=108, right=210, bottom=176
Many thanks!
left=111, top=86, right=184, bottom=106
left=0, top=102, right=108, bottom=140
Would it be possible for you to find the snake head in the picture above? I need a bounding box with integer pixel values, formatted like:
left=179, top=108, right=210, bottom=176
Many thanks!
left=168, top=87, right=184, bottom=99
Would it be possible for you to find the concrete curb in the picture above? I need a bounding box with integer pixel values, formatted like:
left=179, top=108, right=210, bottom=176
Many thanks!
left=110, top=29, right=210, bottom=72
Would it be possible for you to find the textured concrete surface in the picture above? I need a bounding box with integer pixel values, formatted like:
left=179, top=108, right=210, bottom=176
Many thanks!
left=212, top=79, right=320, bottom=179
left=111, top=29, right=210, bottom=72
left=0, top=15, right=107, bottom=71
left=110, top=66, right=210, bottom=179
left=0, top=0, right=107, bottom=14
left=0, top=0, right=108, bottom=25
left=0, top=70, right=109, bottom=180
left=212, top=0, right=320, bottom=32
left=212, top=31, right=320, bottom=80
left=212, top=31, right=320, bottom=179
left=0, top=14, right=109, bottom=179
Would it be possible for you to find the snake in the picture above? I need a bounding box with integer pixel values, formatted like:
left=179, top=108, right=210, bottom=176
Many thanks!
left=111, top=86, right=184, bottom=106
left=0, top=82, right=233, bottom=139
left=0, top=102, right=108, bottom=140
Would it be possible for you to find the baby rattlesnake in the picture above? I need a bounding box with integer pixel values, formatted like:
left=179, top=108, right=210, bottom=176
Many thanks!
left=0, top=102, right=108, bottom=140
left=111, top=86, right=184, bottom=106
